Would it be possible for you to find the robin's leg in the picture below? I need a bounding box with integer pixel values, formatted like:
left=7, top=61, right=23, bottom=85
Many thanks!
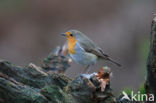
left=82, top=65, right=90, bottom=74
left=75, top=66, right=90, bottom=78
left=86, top=65, right=93, bottom=74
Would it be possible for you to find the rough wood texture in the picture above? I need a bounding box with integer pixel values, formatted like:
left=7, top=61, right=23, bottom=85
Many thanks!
left=0, top=60, right=118, bottom=103
left=0, top=60, right=74, bottom=103
left=146, top=15, right=156, bottom=97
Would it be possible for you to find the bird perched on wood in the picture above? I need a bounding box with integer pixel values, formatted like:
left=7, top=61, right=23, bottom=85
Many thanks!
left=61, top=30, right=121, bottom=73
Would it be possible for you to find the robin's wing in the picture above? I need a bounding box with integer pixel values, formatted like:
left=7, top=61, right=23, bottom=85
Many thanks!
left=76, top=32, right=121, bottom=66
left=78, top=39, right=109, bottom=59
left=73, top=30, right=109, bottom=58
left=78, top=40, right=121, bottom=67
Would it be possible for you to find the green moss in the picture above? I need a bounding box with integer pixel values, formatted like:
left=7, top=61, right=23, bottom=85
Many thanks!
left=122, top=88, right=133, bottom=95
left=41, top=85, right=74, bottom=103
left=140, top=38, right=150, bottom=76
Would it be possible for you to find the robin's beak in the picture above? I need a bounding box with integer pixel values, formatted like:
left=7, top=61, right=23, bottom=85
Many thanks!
left=61, top=33, right=66, bottom=36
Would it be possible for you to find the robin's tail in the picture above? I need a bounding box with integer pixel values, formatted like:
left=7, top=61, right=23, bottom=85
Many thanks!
left=107, top=57, right=121, bottom=67
left=97, top=48, right=121, bottom=67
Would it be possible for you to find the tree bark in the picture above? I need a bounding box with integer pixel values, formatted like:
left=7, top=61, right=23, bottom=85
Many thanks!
left=146, top=14, right=156, bottom=98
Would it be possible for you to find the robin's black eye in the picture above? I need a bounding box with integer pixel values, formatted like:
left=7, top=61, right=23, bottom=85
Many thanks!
left=70, top=34, right=73, bottom=37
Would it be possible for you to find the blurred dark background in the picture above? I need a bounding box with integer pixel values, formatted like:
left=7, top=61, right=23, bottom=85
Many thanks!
left=0, top=0, right=155, bottom=93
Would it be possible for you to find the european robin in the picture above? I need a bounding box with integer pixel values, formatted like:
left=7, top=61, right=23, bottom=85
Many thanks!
left=61, top=30, right=121, bottom=73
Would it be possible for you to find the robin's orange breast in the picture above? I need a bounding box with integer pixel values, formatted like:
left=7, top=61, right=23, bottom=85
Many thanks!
left=67, top=37, right=77, bottom=54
